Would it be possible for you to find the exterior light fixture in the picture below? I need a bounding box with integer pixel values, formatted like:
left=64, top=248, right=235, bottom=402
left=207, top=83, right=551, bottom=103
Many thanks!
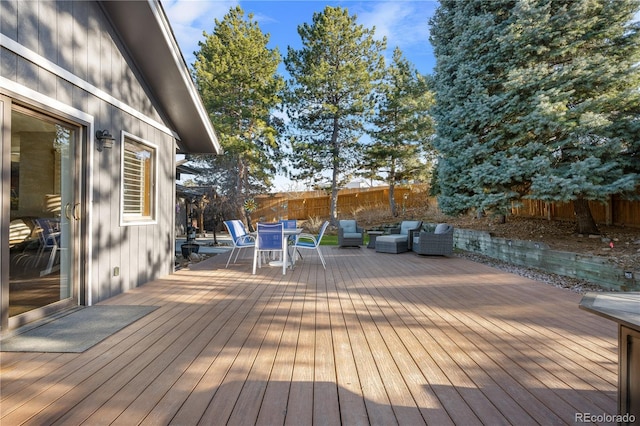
left=96, top=130, right=115, bottom=152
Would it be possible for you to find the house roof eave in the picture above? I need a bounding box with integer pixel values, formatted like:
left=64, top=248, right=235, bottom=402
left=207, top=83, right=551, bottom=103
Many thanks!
left=100, top=0, right=221, bottom=154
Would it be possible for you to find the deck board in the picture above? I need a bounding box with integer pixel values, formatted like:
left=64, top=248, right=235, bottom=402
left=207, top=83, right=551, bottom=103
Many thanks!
left=1, top=245, right=618, bottom=425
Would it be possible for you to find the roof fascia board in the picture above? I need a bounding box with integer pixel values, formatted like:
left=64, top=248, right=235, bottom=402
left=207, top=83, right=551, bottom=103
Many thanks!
left=100, top=0, right=221, bottom=154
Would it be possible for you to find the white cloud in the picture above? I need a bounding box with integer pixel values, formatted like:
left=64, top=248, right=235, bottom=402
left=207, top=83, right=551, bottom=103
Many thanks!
left=163, top=0, right=237, bottom=64
left=355, top=1, right=434, bottom=49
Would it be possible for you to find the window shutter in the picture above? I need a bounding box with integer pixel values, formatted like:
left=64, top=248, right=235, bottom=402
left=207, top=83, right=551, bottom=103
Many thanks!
left=121, top=137, right=155, bottom=222
left=123, top=149, right=145, bottom=215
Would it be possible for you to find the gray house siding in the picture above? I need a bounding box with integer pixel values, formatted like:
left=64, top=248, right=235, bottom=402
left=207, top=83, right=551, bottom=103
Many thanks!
left=1, top=0, right=179, bottom=310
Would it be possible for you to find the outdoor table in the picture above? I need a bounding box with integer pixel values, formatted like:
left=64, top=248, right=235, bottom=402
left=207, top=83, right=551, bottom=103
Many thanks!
left=366, top=230, right=384, bottom=249
left=268, top=228, right=303, bottom=274
left=579, top=292, right=640, bottom=422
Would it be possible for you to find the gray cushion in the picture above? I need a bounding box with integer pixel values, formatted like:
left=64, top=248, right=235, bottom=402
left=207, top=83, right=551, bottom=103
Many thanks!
left=400, top=221, right=421, bottom=235
left=377, top=234, right=407, bottom=243
left=339, top=220, right=356, bottom=233
left=434, top=223, right=450, bottom=234
left=343, top=232, right=362, bottom=239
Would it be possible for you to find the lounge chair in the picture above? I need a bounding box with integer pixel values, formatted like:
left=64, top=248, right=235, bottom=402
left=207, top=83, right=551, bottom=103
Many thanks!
left=338, top=219, right=363, bottom=247
left=413, top=223, right=454, bottom=256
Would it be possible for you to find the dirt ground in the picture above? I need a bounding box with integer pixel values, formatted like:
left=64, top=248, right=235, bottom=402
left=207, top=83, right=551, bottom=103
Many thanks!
left=428, top=213, right=640, bottom=270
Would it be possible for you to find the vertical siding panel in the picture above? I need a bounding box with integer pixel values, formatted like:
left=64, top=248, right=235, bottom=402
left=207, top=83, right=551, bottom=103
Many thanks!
left=0, top=1, right=19, bottom=41
left=86, top=2, right=102, bottom=89
left=56, top=1, right=73, bottom=73
left=71, top=1, right=88, bottom=82
left=38, top=1, right=56, bottom=63
left=0, top=50, right=18, bottom=82
left=100, top=10, right=115, bottom=99
left=17, top=57, right=39, bottom=92
left=159, top=131, right=173, bottom=276
left=16, top=0, right=38, bottom=51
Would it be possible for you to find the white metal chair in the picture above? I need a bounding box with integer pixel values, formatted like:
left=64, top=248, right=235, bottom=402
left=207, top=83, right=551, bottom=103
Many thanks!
left=293, top=221, right=329, bottom=269
left=223, top=220, right=255, bottom=268
left=33, top=217, right=61, bottom=276
left=253, top=222, right=285, bottom=275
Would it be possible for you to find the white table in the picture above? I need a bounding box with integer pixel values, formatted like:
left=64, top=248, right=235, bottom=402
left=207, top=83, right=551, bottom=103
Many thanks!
left=269, top=228, right=303, bottom=274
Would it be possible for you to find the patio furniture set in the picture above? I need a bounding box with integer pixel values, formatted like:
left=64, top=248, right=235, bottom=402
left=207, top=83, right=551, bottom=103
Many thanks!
left=223, top=219, right=453, bottom=275
left=339, top=219, right=454, bottom=256
left=223, top=219, right=329, bottom=275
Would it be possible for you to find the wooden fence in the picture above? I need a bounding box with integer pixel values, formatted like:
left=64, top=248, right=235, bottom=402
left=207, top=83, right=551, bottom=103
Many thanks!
left=251, top=185, right=640, bottom=228
left=513, top=195, right=639, bottom=227
left=251, top=185, right=430, bottom=223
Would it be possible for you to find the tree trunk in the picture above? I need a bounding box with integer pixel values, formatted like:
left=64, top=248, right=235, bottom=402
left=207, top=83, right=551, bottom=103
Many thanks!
left=389, top=161, right=397, bottom=217
left=389, top=183, right=397, bottom=217
left=329, top=116, right=340, bottom=225
left=573, top=197, right=599, bottom=235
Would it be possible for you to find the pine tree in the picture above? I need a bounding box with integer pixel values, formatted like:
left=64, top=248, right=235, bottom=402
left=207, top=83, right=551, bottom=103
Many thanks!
left=430, top=0, right=640, bottom=233
left=283, top=6, right=386, bottom=223
left=366, top=47, right=435, bottom=216
left=507, top=0, right=640, bottom=234
left=430, top=0, right=522, bottom=219
left=191, top=6, right=284, bottom=223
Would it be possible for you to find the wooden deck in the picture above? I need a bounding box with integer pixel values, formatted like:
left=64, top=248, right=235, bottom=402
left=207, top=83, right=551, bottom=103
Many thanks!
left=1, top=246, right=619, bottom=425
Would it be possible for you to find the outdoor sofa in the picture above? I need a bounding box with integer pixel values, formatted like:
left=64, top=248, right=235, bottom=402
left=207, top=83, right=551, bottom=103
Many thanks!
left=375, top=220, right=422, bottom=254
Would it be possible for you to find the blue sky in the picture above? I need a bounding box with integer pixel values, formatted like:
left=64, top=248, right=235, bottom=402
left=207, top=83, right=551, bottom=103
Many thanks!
left=163, top=0, right=438, bottom=76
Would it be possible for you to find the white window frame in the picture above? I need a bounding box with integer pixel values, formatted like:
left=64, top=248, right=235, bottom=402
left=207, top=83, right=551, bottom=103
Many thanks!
left=120, top=132, right=158, bottom=225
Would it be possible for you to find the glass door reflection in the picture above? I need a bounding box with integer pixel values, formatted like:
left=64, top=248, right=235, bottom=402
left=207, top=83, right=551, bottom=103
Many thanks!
left=8, top=108, right=77, bottom=317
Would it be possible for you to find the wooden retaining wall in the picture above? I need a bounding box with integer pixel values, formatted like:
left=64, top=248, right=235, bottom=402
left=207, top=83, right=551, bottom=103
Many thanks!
left=453, top=228, right=640, bottom=291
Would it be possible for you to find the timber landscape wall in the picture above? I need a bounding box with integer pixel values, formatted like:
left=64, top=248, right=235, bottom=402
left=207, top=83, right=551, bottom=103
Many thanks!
left=252, top=185, right=640, bottom=228
left=453, top=228, right=639, bottom=291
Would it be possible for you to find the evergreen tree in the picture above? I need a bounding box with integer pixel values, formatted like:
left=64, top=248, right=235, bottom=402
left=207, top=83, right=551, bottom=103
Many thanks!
left=366, top=47, right=435, bottom=216
left=430, top=0, right=640, bottom=233
left=283, top=6, right=386, bottom=223
left=191, top=6, right=284, bottom=224
left=430, top=0, right=532, bottom=220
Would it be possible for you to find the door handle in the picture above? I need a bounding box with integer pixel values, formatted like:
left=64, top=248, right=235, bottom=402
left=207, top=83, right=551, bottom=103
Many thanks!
left=73, top=203, right=81, bottom=220
left=64, top=203, right=73, bottom=220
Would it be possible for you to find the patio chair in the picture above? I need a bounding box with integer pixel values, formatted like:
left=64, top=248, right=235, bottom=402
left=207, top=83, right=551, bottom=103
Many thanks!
left=375, top=220, right=422, bottom=254
left=279, top=219, right=298, bottom=243
left=280, top=219, right=302, bottom=259
left=224, top=220, right=255, bottom=268
left=293, top=221, right=329, bottom=269
left=253, top=222, right=285, bottom=275
left=413, top=223, right=454, bottom=256
left=33, top=217, right=61, bottom=276
left=338, top=219, right=363, bottom=247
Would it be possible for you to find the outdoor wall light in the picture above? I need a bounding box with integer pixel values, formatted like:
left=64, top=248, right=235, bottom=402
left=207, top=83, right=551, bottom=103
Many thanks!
left=96, top=130, right=115, bottom=152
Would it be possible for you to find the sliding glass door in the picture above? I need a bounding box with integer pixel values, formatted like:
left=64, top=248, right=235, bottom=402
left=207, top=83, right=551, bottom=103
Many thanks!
left=6, top=105, right=80, bottom=323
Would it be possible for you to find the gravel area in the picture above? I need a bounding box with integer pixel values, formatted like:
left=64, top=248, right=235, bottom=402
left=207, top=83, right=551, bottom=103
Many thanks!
left=455, top=250, right=609, bottom=294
